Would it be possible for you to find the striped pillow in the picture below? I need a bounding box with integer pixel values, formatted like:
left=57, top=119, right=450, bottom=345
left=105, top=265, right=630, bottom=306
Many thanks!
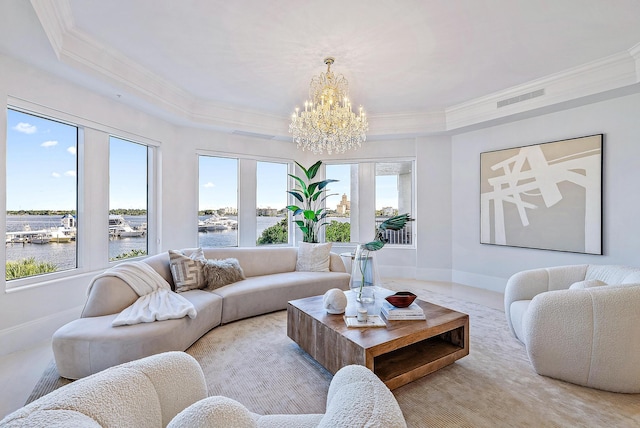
left=169, top=248, right=206, bottom=292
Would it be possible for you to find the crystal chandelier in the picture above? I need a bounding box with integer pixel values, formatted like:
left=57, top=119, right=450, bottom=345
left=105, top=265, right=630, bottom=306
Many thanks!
left=289, top=57, right=368, bottom=155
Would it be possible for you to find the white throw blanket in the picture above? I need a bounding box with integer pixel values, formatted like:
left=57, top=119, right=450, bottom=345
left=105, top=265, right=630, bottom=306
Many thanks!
left=88, top=261, right=197, bottom=327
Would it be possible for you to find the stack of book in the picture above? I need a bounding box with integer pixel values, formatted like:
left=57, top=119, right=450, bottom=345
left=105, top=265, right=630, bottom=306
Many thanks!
left=380, top=300, right=426, bottom=320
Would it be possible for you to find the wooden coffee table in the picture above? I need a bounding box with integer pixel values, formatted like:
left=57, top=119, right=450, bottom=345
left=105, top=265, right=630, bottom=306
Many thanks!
left=287, top=288, right=469, bottom=390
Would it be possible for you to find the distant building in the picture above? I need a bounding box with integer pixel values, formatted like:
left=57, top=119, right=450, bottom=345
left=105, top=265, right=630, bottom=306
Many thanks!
left=381, top=206, right=397, bottom=217
left=336, top=194, right=350, bottom=215
left=257, top=207, right=278, bottom=216
left=222, top=207, right=238, bottom=215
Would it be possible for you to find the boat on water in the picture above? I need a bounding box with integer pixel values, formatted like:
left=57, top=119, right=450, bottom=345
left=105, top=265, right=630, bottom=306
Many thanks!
left=5, top=214, right=77, bottom=244
left=31, top=234, right=51, bottom=244
left=200, top=215, right=238, bottom=232
left=49, top=214, right=77, bottom=242
left=109, top=215, right=146, bottom=238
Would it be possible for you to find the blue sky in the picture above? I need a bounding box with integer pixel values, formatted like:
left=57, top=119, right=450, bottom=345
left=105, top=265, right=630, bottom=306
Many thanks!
left=109, top=137, right=147, bottom=209
left=7, top=109, right=149, bottom=211
left=7, top=109, right=78, bottom=211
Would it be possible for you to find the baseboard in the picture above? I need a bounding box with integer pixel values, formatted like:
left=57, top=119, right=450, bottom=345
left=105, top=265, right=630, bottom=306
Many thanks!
left=451, top=270, right=507, bottom=293
left=0, top=306, right=83, bottom=357
left=415, top=268, right=452, bottom=282
left=378, top=265, right=416, bottom=279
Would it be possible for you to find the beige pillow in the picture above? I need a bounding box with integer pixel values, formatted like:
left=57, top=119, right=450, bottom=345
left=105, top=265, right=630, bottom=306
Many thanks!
left=202, top=258, right=246, bottom=290
left=169, top=248, right=206, bottom=292
left=295, top=242, right=332, bottom=272
left=569, top=279, right=607, bottom=290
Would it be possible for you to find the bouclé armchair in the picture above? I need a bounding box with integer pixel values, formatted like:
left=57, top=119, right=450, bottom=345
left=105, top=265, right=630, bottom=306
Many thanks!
left=504, top=264, right=640, bottom=393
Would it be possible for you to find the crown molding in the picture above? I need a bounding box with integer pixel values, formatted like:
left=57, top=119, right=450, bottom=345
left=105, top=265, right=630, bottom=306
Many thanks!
left=30, top=1, right=640, bottom=139
left=446, top=50, right=639, bottom=130
left=30, top=0, right=73, bottom=58
left=629, top=42, right=640, bottom=78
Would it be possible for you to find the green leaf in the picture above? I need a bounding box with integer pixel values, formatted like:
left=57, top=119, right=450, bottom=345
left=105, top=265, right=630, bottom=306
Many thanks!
left=306, top=160, right=322, bottom=180
left=303, top=210, right=317, bottom=220
left=288, top=174, right=308, bottom=193
left=362, top=240, right=385, bottom=251
left=378, top=213, right=412, bottom=231
left=294, top=161, right=309, bottom=180
left=317, top=179, right=338, bottom=191
left=287, top=191, right=304, bottom=203
left=307, top=182, right=319, bottom=196
left=286, top=205, right=300, bottom=212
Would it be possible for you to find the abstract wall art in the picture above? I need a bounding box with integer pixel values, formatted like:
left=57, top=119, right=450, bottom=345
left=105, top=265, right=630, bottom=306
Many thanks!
left=480, top=134, right=603, bottom=254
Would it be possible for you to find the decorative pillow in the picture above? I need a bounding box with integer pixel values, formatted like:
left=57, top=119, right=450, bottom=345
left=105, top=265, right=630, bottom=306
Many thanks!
left=202, top=258, right=245, bottom=290
left=295, top=242, right=332, bottom=272
left=169, top=248, right=206, bottom=292
left=569, top=279, right=607, bottom=290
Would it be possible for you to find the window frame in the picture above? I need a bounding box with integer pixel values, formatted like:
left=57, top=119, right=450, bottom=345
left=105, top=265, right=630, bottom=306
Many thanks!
left=4, top=99, right=160, bottom=291
left=256, top=159, right=290, bottom=247
left=374, top=158, right=416, bottom=248
left=322, top=162, right=358, bottom=246
left=197, top=152, right=241, bottom=248
left=108, top=135, right=150, bottom=263
left=4, top=107, right=80, bottom=287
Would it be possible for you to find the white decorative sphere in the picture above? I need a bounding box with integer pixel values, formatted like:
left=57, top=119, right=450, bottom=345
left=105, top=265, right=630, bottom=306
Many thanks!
left=323, top=288, right=348, bottom=314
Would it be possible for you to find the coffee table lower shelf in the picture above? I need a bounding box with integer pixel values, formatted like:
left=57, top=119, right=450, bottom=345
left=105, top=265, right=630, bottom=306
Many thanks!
left=374, top=331, right=467, bottom=389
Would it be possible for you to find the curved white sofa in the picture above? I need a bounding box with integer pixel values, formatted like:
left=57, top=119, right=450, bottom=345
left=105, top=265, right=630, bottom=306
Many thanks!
left=505, top=264, right=640, bottom=393
left=53, top=247, right=350, bottom=379
left=1, top=352, right=407, bottom=428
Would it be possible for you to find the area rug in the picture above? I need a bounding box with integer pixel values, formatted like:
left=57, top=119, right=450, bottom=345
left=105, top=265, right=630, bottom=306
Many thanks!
left=27, top=285, right=640, bottom=427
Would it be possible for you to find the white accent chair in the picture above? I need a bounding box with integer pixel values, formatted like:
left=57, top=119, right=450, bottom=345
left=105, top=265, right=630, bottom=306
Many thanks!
left=1, top=352, right=407, bottom=427
left=505, top=264, right=640, bottom=393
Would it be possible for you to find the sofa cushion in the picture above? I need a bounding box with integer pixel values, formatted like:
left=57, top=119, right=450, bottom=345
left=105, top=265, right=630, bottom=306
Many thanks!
left=212, top=271, right=350, bottom=324
left=203, top=258, right=246, bottom=290
left=569, top=279, right=606, bottom=290
left=295, top=242, right=332, bottom=272
left=169, top=248, right=206, bottom=292
left=202, top=247, right=298, bottom=277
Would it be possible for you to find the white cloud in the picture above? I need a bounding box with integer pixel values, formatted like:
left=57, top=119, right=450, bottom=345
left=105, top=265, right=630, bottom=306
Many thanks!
left=204, top=182, right=215, bottom=188
left=51, top=172, right=61, bottom=178
left=13, top=122, right=37, bottom=134
left=67, top=146, right=76, bottom=155
left=64, top=170, right=76, bottom=177
left=41, top=140, right=58, bottom=148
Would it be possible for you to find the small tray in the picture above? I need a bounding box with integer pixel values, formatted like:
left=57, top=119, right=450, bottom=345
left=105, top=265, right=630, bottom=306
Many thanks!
left=344, top=315, right=387, bottom=328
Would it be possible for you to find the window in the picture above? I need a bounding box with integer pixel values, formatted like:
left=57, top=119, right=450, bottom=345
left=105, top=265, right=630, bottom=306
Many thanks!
left=256, top=161, right=288, bottom=245
left=375, top=161, right=413, bottom=245
left=198, top=156, right=238, bottom=247
left=109, top=137, right=148, bottom=261
left=5, top=109, right=78, bottom=280
left=325, top=163, right=357, bottom=244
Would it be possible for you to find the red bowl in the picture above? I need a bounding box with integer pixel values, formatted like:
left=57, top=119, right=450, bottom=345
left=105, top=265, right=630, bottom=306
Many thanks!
left=385, top=291, right=417, bottom=308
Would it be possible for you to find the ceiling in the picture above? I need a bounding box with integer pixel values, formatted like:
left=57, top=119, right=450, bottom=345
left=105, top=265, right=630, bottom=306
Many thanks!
left=1, top=1, right=640, bottom=138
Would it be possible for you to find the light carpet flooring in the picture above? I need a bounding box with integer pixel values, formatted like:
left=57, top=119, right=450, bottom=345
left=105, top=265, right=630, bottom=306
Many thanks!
left=4, top=279, right=640, bottom=427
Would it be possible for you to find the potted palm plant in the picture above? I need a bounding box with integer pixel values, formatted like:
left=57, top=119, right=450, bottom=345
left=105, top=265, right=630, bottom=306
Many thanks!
left=286, top=160, right=338, bottom=243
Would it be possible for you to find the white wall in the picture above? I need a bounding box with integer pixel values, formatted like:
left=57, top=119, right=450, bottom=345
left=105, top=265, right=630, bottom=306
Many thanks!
left=451, top=92, right=640, bottom=292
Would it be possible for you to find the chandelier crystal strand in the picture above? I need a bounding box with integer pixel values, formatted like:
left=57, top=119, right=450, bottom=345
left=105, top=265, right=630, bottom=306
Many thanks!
left=290, top=57, right=368, bottom=155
